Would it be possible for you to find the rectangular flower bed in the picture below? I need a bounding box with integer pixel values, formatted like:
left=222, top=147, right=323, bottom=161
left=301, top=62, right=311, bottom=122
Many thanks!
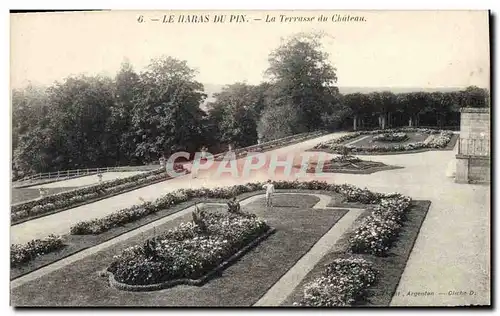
left=107, top=210, right=271, bottom=288
left=293, top=257, right=377, bottom=307
left=11, top=234, right=65, bottom=267
left=349, top=195, right=412, bottom=255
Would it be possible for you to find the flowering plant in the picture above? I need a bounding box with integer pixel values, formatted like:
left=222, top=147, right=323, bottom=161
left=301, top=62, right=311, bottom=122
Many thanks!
left=11, top=234, right=65, bottom=267
left=372, top=132, right=409, bottom=142
left=294, top=258, right=377, bottom=307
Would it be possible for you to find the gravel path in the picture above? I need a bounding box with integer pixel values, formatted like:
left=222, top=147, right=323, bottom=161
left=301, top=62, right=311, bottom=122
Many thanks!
left=29, top=171, right=146, bottom=189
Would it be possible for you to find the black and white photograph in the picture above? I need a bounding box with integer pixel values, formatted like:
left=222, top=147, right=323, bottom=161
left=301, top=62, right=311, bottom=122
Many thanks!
left=9, top=9, right=491, bottom=307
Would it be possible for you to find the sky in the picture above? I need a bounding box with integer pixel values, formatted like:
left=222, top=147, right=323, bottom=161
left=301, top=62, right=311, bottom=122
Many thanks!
left=10, top=10, right=490, bottom=90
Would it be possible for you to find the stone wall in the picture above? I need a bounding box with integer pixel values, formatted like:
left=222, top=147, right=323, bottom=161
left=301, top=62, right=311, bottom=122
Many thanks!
left=455, top=107, right=490, bottom=183
left=459, top=107, right=490, bottom=140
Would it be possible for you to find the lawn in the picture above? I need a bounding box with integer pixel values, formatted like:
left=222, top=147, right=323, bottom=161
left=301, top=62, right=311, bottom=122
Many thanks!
left=11, top=194, right=349, bottom=307
left=281, top=200, right=431, bottom=307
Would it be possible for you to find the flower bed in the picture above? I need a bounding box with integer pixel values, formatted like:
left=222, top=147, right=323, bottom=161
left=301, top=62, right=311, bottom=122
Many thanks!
left=293, top=258, right=377, bottom=307
left=107, top=210, right=270, bottom=287
left=372, top=132, right=409, bottom=142
left=314, top=128, right=453, bottom=154
left=11, top=234, right=65, bottom=267
left=349, top=195, right=412, bottom=255
left=11, top=165, right=186, bottom=224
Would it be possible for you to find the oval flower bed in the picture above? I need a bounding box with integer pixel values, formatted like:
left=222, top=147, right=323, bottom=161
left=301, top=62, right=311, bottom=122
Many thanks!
left=11, top=234, right=65, bottom=267
left=372, top=132, right=409, bottom=142
left=11, top=165, right=186, bottom=224
left=106, top=210, right=271, bottom=289
left=293, top=258, right=377, bottom=307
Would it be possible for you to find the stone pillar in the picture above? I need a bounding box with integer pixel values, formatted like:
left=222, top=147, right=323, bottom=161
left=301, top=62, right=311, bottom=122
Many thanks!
left=455, top=156, right=470, bottom=183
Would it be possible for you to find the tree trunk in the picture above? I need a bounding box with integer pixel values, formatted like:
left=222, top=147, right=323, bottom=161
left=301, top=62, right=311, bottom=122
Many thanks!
left=409, top=116, right=413, bottom=127
left=353, top=116, right=358, bottom=131
left=380, top=113, right=387, bottom=130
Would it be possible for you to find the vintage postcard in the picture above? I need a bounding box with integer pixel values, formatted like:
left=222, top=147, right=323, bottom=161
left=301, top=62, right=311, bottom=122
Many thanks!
left=9, top=10, right=490, bottom=307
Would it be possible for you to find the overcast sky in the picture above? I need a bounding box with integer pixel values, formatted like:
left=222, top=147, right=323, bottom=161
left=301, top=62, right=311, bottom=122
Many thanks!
left=10, top=10, right=490, bottom=89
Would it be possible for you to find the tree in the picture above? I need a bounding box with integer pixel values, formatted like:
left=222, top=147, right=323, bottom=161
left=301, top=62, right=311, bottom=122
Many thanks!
left=109, top=60, right=141, bottom=165
left=343, top=93, right=373, bottom=130
left=11, top=84, right=51, bottom=155
left=257, top=103, right=306, bottom=142
left=398, top=92, right=429, bottom=127
left=207, top=82, right=268, bottom=148
left=265, top=32, right=338, bottom=131
left=131, top=56, right=207, bottom=161
left=458, top=86, right=489, bottom=108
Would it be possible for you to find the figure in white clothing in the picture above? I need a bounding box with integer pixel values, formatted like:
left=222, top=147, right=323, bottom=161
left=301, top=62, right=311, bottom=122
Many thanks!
left=262, top=180, right=275, bottom=208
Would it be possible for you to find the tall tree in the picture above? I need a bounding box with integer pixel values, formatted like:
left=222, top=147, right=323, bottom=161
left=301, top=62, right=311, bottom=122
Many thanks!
left=109, top=60, right=141, bottom=165
left=265, top=32, right=338, bottom=132
left=207, top=82, right=269, bottom=148
left=131, top=56, right=207, bottom=161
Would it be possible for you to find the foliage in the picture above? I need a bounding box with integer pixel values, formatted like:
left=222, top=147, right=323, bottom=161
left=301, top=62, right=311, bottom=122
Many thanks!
left=257, top=103, right=306, bottom=142
left=131, top=56, right=208, bottom=160
left=264, top=32, right=339, bottom=133
left=11, top=234, right=65, bottom=267
left=206, top=83, right=264, bottom=147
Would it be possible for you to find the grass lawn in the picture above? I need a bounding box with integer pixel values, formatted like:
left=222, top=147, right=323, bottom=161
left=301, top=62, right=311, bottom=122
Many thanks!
left=11, top=187, right=78, bottom=204
left=281, top=200, right=431, bottom=307
left=11, top=194, right=349, bottom=307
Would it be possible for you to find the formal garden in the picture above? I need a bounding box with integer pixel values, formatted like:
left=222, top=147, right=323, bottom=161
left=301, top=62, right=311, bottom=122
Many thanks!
left=313, top=127, right=458, bottom=155
left=11, top=180, right=430, bottom=307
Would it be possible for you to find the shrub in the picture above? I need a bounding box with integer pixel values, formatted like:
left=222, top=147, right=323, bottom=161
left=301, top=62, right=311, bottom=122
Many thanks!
left=294, top=258, right=377, bottom=307
left=11, top=234, right=65, bottom=267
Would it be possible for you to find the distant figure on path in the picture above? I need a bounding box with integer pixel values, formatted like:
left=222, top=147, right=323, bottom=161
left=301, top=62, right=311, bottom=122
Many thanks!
left=97, top=173, right=103, bottom=183
left=38, top=188, right=47, bottom=198
left=262, top=180, right=275, bottom=208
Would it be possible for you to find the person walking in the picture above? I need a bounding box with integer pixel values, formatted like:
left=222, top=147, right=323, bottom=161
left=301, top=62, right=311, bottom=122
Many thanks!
left=262, top=180, right=275, bottom=208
